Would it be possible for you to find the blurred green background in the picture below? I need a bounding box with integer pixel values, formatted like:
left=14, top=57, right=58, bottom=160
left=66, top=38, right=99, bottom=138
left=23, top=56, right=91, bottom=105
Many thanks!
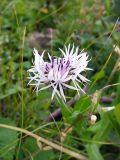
left=0, top=0, right=120, bottom=160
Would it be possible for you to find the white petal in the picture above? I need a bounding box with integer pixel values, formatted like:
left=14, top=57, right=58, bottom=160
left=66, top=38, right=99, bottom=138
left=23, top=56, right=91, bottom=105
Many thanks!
left=59, top=48, right=66, bottom=57
left=39, top=83, right=55, bottom=91
left=59, top=83, right=66, bottom=102
left=41, top=50, right=45, bottom=59
left=65, top=44, right=70, bottom=57
left=73, top=80, right=86, bottom=94
left=33, top=49, right=41, bottom=71
left=55, top=88, right=61, bottom=98
left=72, top=80, right=80, bottom=96
left=62, top=83, right=78, bottom=90
left=78, top=74, right=90, bottom=82
left=48, top=52, right=52, bottom=62
left=70, top=44, right=74, bottom=56
left=74, top=46, right=79, bottom=56
left=76, top=78, right=86, bottom=86
left=33, top=48, right=39, bottom=55
left=51, top=83, right=58, bottom=100
left=85, top=67, right=93, bottom=70
left=62, top=76, right=72, bottom=82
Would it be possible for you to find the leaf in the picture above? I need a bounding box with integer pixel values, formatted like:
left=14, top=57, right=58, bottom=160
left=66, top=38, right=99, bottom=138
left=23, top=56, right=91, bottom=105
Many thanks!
left=14, top=0, right=27, bottom=15
left=114, top=103, right=120, bottom=125
left=0, top=116, right=18, bottom=160
left=34, top=150, right=55, bottom=160
left=93, top=113, right=112, bottom=141
left=74, top=95, right=91, bottom=114
left=0, top=78, right=7, bottom=87
left=86, top=144, right=104, bottom=160
left=23, top=137, right=39, bottom=153
left=87, top=120, right=104, bottom=133
left=115, top=75, right=120, bottom=104
left=112, top=0, right=120, bottom=15
left=31, top=90, right=51, bottom=111
left=107, top=112, right=120, bottom=139
left=61, top=96, right=91, bottom=124
left=23, top=61, right=31, bottom=69
left=92, top=70, right=105, bottom=81
left=105, top=0, right=112, bottom=14
left=60, top=100, right=73, bottom=123
left=0, top=85, right=22, bottom=99
left=23, top=137, right=55, bottom=160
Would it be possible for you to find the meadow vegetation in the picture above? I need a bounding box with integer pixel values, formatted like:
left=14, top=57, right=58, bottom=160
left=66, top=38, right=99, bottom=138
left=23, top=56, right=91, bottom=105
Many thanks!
left=0, top=0, right=120, bottom=160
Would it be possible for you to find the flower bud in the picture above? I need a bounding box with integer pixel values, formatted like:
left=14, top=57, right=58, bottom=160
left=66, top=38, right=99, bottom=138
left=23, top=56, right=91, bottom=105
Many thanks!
left=90, top=115, right=97, bottom=125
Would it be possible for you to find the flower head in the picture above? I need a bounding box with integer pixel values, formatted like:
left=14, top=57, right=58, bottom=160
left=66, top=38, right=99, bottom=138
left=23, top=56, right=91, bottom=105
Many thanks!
left=28, top=44, right=91, bottom=101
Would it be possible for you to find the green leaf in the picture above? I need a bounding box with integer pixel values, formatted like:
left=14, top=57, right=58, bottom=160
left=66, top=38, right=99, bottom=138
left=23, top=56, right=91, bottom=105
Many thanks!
left=0, top=116, right=18, bottom=160
left=87, top=121, right=104, bottom=133
left=108, top=112, right=120, bottom=138
left=61, top=96, right=91, bottom=124
left=0, top=78, right=7, bottom=87
left=34, top=150, right=55, bottom=160
left=105, top=0, right=112, bottom=14
left=74, top=95, right=91, bottom=113
left=93, top=113, right=112, bottom=142
left=23, top=61, right=31, bottom=69
left=92, top=70, right=105, bottom=81
left=114, top=103, right=120, bottom=124
left=23, top=137, right=39, bottom=153
left=0, top=85, right=22, bottom=99
left=14, top=0, right=27, bottom=15
left=112, top=0, right=120, bottom=15
left=115, top=75, right=120, bottom=104
left=31, top=90, right=51, bottom=111
left=86, top=144, right=104, bottom=160
left=60, top=100, right=73, bottom=123
left=23, top=137, right=55, bottom=160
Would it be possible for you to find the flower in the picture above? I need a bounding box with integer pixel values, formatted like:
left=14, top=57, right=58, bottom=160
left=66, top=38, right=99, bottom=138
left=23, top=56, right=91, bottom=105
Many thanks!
left=28, top=44, right=91, bottom=101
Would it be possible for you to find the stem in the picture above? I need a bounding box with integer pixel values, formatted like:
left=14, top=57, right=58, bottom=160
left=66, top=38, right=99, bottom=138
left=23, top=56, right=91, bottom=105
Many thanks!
left=0, top=124, right=88, bottom=160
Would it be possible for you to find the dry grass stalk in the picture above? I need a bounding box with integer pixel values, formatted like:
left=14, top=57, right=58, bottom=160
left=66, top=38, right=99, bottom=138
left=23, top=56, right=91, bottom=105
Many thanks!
left=0, top=124, right=88, bottom=160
